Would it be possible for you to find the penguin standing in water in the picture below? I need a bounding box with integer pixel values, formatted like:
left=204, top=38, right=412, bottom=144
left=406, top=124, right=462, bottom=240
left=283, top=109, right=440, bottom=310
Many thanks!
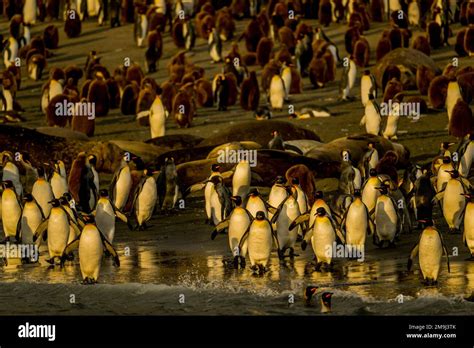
left=339, top=56, right=357, bottom=101
left=109, top=157, right=132, bottom=211
left=232, top=160, right=251, bottom=200
left=267, top=176, right=289, bottom=221
left=360, top=94, right=381, bottom=136
left=131, top=168, right=157, bottom=230
left=34, top=199, right=81, bottom=265
left=1, top=181, right=22, bottom=243
left=32, top=167, right=54, bottom=218
left=237, top=210, right=279, bottom=274
left=360, top=70, right=377, bottom=107
left=362, top=168, right=382, bottom=216
left=373, top=184, right=401, bottom=247
left=269, top=74, right=285, bottom=111
left=50, top=160, right=69, bottom=199
left=208, top=175, right=233, bottom=226
left=197, top=164, right=223, bottom=225
left=413, top=169, right=436, bottom=227
left=21, top=193, right=44, bottom=245
left=68, top=152, right=97, bottom=213
left=59, top=195, right=82, bottom=245
left=94, top=189, right=130, bottom=243
left=298, top=207, right=344, bottom=271
left=61, top=214, right=120, bottom=284
left=208, top=27, right=222, bottom=63
left=291, top=177, right=309, bottom=215
left=211, top=195, right=253, bottom=269
left=435, top=169, right=471, bottom=234
left=408, top=220, right=450, bottom=285
left=341, top=189, right=374, bottom=253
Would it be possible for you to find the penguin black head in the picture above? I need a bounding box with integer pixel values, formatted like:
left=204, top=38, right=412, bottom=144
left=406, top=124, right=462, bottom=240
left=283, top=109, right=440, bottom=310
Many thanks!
left=1, top=180, right=14, bottom=189
left=367, top=141, right=375, bottom=149
left=369, top=168, right=378, bottom=177
left=255, top=211, right=266, bottom=220
left=441, top=142, right=453, bottom=150
left=447, top=170, right=460, bottom=179
left=99, top=189, right=109, bottom=198
left=249, top=188, right=260, bottom=197
left=315, top=191, right=324, bottom=199
left=49, top=199, right=61, bottom=207
left=354, top=189, right=361, bottom=197
left=275, top=176, right=285, bottom=185
left=304, top=286, right=318, bottom=305
left=418, top=219, right=434, bottom=227
left=211, top=164, right=221, bottom=173
left=291, top=177, right=300, bottom=185
left=144, top=168, right=154, bottom=176
left=82, top=214, right=96, bottom=224
left=210, top=176, right=223, bottom=186
left=321, top=292, right=333, bottom=311
left=368, top=94, right=375, bottom=100
left=59, top=196, right=70, bottom=206
left=88, top=154, right=97, bottom=166
left=231, top=196, right=242, bottom=206
left=23, top=193, right=34, bottom=202
left=442, top=156, right=451, bottom=164
left=375, top=185, right=389, bottom=195
left=63, top=192, right=73, bottom=202
left=37, top=166, right=45, bottom=177
left=363, top=70, right=370, bottom=75
left=316, top=207, right=327, bottom=217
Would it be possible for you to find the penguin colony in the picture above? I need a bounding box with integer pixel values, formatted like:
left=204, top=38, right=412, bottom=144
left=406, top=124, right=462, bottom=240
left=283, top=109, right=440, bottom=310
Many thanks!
left=0, top=0, right=473, bottom=310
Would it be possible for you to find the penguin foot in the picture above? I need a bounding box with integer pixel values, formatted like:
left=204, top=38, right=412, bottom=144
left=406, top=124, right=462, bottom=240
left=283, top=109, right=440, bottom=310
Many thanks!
left=233, top=256, right=240, bottom=269
left=82, top=277, right=97, bottom=285
left=466, top=255, right=474, bottom=261
left=388, top=241, right=396, bottom=248
left=240, top=256, right=246, bottom=268
left=0, top=237, right=10, bottom=244
left=449, top=228, right=461, bottom=235
left=315, top=262, right=322, bottom=272
left=296, top=235, right=303, bottom=242
left=278, top=249, right=285, bottom=260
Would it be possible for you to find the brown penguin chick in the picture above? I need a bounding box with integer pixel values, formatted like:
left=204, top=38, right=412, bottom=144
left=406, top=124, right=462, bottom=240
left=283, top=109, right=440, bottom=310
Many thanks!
left=230, top=0, right=245, bottom=18
left=321, top=50, right=336, bottom=82
left=242, top=53, right=258, bottom=66
left=64, top=9, right=81, bottom=38
left=261, top=59, right=282, bottom=92
left=172, top=90, right=193, bottom=128
left=125, top=64, right=144, bottom=86
left=348, top=13, right=363, bottom=30
left=2, top=70, right=18, bottom=97
left=457, top=72, right=474, bottom=105
left=309, top=53, right=328, bottom=88
left=6, top=66, right=21, bottom=91
left=388, top=27, right=403, bottom=49
left=383, top=78, right=403, bottom=103
left=390, top=10, right=409, bottom=29
left=285, top=164, right=317, bottom=205
left=442, top=63, right=457, bottom=78
left=278, top=27, right=296, bottom=56
left=64, top=65, right=83, bottom=86
left=43, top=24, right=59, bottom=49
left=295, top=21, right=313, bottom=40
left=80, top=80, right=92, bottom=100
left=344, top=24, right=361, bottom=54
left=290, top=66, right=303, bottom=94
left=465, top=25, right=474, bottom=56
left=449, top=100, right=474, bottom=138
left=87, top=75, right=110, bottom=117
left=120, top=81, right=140, bottom=115
left=240, top=17, right=264, bottom=52
left=72, top=98, right=95, bottom=137
left=167, top=51, right=186, bottom=71
left=106, top=78, right=121, bottom=109
left=161, top=80, right=178, bottom=114
left=353, top=37, right=370, bottom=67
left=400, top=29, right=411, bottom=47
left=240, top=71, right=260, bottom=111
left=319, top=0, right=332, bottom=27
left=284, top=17, right=300, bottom=32
left=257, top=9, right=271, bottom=36
left=460, top=1, right=468, bottom=25
left=171, top=18, right=186, bottom=49
left=412, top=35, right=431, bottom=56
left=376, top=36, right=392, bottom=61
left=200, top=14, right=215, bottom=40
left=455, top=28, right=467, bottom=57
left=216, top=7, right=235, bottom=41
left=181, top=73, right=195, bottom=85
left=416, top=65, right=437, bottom=95
left=468, top=2, right=474, bottom=25
left=46, top=94, right=69, bottom=127
left=428, top=75, right=449, bottom=109
left=370, top=0, right=384, bottom=22
left=26, top=49, right=46, bottom=81
left=63, top=78, right=80, bottom=102
left=275, top=44, right=293, bottom=66
left=381, top=65, right=401, bottom=92
left=121, top=0, right=135, bottom=23
left=224, top=73, right=239, bottom=106
left=145, top=29, right=163, bottom=73
left=356, top=4, right=371, bottom=30
left=376, top=151, right=399, bottom=185
left=225, top=42, right=241, bottom=65
left=195, top=78, right=213, bottom=107
left=427, top=21, right=442, bottom=49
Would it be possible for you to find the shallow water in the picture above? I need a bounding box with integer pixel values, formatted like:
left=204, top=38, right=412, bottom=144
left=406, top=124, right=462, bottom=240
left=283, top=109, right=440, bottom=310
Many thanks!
left=1, top=195, right=474, bottom=315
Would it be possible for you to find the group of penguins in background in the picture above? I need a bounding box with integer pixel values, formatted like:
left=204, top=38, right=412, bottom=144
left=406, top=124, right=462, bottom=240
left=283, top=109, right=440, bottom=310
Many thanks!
left=0, top=0, right=473, bottom=136
left=0, top=150, right=181, bottom=284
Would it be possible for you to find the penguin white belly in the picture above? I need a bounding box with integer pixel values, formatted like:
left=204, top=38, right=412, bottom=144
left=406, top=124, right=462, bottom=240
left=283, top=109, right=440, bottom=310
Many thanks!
left=87, top=0, right=99, bottom=16
left=79, top=226, right=103, bottom=281
left=408, top=2, right=420, bottom=26
left=270, top=76, right=285, bottom=110
left=312, top=222, right=336, bottom=264
left=228, top=209, right=250, bottom=257
left=276, top=198, right=300, bottom=249
left=51, top=173, right=68, bottom=198
left=113, top=167, right=132, bottom=210
left=246, top=198, right=267, bottom=218
left=360, top=77, right=372, bottom=106
left=210, top=188, right=223, bottom=225
left=41, top=87, right=50, bottom=113
left=4, top=38, right=18, bottom=68
left=210, top=42, right=221, bottom=62
left=365, top=104, right=381, bottom=135
left=23, top=0, right=37, bottom=24
left=353, top=167, right=362, bottom=189
left=383, top=114, right=399, bottom=139
left=464, top=204, right=474, bottom=255
left=49, top=80, right=63, bottom=101
left=436, top=167, right=453, bottom=192
left=21, top=204, right=43, bottom=244
left=1, top=191, right=21, bottom=237
left=32, top=181, right=54, bottom=217
left=3, top=162, right=22, bottom=196
left=47, top=210, right=70, bottom=257
left=281, top=68, right=292, bottom=99
left=459, top=143, right=474, bottom=178
left=375, top=196, right=397, bottom=241
left=362, top=184, right=380, bottom=213
left=345, top=201, right=367, bottom=247
left=268, top=186, right=287, bottom=220
left=136, top=178, right=158, bottom=224
left=348, top=61, right=357, bottom=89
left=442, top=181, right=465, bottom=229
left=248, top=224, right=272, bottom=267
left=446, top=83, right=462, bottom=121
left=204, top=182, right=214, bottom=220
left=150, top=97, right=166, bottom=138
left=137, top=16, right=148, bottom=47
left=232, top=163, right=251, bottom=198
left=296, top=187, right=308, bottom=213
left=3, top=90, right=13, bottom=112
left=96, top=201, right=116, bottom=243
left=309, top=200, right=331, bottom=229
left=76, top=0, right=85, bottom=19
left=369, top=152, right=379, bottom=170
left=419, top=230, right=442, bottom=281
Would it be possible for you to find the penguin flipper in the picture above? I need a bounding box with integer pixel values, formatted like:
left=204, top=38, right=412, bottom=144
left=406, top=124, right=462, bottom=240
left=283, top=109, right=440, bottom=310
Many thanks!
left=250, top=171, right=264, bottom=184
left=114, top=209, right=128, bottom=224
left=60, top=238, right=81, bottom=266
left=100, top=233, right=120, bottom=267
left=69, top=221, right=82, bottom=239
left=185, top=182, right=206, bottom=196
left=212, top=219, right=230, bottom=239
left=271, top=195, right=290, bottom=224
left=289, top=213, right=310, bottom=231
left=33, top=219, right=49, bottom=242
left=237, top=223, right=252, bottom=251
left=407, top=243, right=419, bottom=271
left=265, top=217, right=280, bottom=251
left=264, top=201, right=277, bottom=215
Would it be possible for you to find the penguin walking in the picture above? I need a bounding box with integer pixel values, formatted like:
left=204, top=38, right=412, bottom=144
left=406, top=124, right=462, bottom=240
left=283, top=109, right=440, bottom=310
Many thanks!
left=208, top=27, right=222, bottom=63
left=50, top=161, right=69, bottom=199
left=61, top=214, right=120, bottom=284
left=299, top=207, right=344, bottom=271
left=232, top=160, right=251, bottom=200
left=237, top=210, right=279, bottom=274
left=59, top=195, right=82, bottom=245
left=407, top=220, right=450, bottom=285
left=413, top=169, right=436, bottom=227
left=435, top=169, right=471, bottom=234
left=94, top=189, right=130, bottom=243
left=32, top=167, right=54, bottom=218
left=408, top=0, right=420, bottom=27
left=21, top=193, right=45, bottom=245
left=290, top=191, right=333, bottom=239
left=339, top=56, right=357, bottom=101
left=211, top=195, right=253, bottom=268
left=360, top=70, right=377, bottom=107
left=149, top=94, right=167, bottom=138
left=360, top=94, right=381, bottom=135
left=109, top=158, right=132, bottom=211
left=1, top=181, right=22, bottom=243
left=131, top=169, right=157, bottom=230
left=34, top=199, right=81, bottom=264
left=192, top=164, right=223, bottom=225
left=373, top=184, right=401, bottom=247
left=269, top=74, right=285, bottom=111
left=341, top=189, right=374, bottom=254
left=208, top=175, right=233, bottom=226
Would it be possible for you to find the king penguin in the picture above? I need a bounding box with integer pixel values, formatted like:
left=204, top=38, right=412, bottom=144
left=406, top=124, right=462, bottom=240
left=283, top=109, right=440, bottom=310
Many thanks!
left=209, top=175, right=233, bottom=226
left=340, top=56, right=357, bottom=101
left=94, top=189, right=130, bottom=243
left=360, top=94, right=381, bottom=135
left=109, top=157, right=132, bottom=211
left=149, top=94, right=167, bottom=138
left=208, top=27, right=223, bottom=63
left=269, top=74, right=285, bottom=111
left=360, top=70, right=377, bottom=107
left=246, top=188, right=276, bottom=218
left=373, top=184, right=401, bottom=247
left=21, top=193, right=44, bottom=245
left=1, top=151, right=23, bottom=197
left=1, top=180, right=22, bottom=243
left=131, top=168, right=158, bottom=230
left=32, top=167, right=54, bottom=218
left=362, top=168, right=382, bottom=216
left=232, top=160, right=251, bottom=200
left=267, top=176, right=289, bottom=221
left=50, top=160, right=69, bottom=199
